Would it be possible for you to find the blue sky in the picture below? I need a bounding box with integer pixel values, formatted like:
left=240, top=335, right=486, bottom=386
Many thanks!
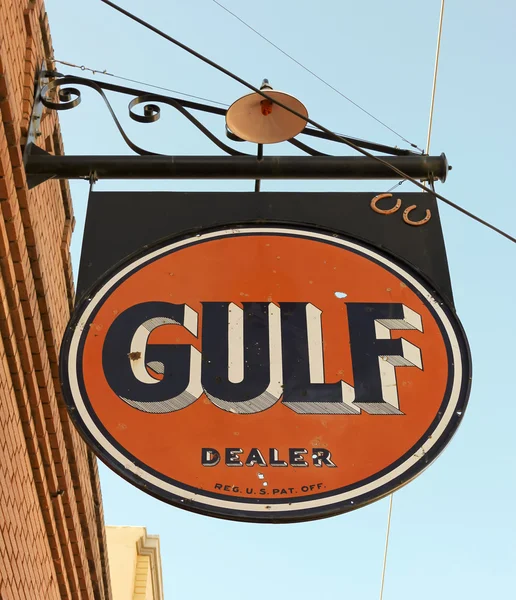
left=45, top=1, right=516, bottom=598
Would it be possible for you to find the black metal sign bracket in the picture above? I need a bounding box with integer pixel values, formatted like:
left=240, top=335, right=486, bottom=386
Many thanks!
left=23, top=71, right=450, bottom=189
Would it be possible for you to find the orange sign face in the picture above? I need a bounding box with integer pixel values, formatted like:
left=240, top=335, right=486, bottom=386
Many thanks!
left=61, top=227, right=470, bottom=522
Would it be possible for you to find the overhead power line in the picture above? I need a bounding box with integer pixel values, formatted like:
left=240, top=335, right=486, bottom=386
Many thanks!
left=381, top=6, right=446, bottom=598
left=379, top=494, right=394, bottom=600
left=211, top=0, right=424, bottom=153
left=49, top=59, right=416, bottom=157
left=99, top=0, right=516, bottom=245
left=51, top=58, right=230, bottom=107
left=426, top=0, right=446, bottom=154
left=385, top=180, right=405, bottom=194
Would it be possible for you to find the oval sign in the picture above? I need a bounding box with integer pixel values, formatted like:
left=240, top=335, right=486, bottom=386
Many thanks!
left=61, top=226, right=471, bottom=522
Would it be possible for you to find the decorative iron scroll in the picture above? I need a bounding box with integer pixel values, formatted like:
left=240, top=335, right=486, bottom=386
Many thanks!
left=40, top=75, right=250, bottom=157
left=38, top=73, right=418, bottom=159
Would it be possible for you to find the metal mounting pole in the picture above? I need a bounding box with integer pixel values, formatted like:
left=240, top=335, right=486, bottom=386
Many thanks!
left=25, top=145, right=448, bottom=188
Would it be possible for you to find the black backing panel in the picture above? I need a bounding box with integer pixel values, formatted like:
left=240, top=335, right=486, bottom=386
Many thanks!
left=77, top=191, right=453, bottom=307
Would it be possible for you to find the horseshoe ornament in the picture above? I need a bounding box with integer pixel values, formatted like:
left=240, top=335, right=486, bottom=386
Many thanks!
left=403, top=205, right=432, bottom=226
left=370, top=193, right=402, bottom=215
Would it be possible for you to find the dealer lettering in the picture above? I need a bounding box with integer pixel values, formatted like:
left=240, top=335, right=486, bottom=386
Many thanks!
left=201, top=447, right=337, bottom=467
left=102, top=301, right=423, bottom=415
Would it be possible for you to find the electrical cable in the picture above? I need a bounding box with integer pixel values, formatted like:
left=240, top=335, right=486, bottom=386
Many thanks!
left=379, top=494, right=394, bottom=600
left=100, top=0, right=516, bottom=245
left=385, top=180, right=405, bottom=194
left=380, top=6, right=445, bottom=598
left=426, top=0, right=446, bottom=154
left=211, top=0, right=424, bottom=153
left=50, top=58, right=230, bottom=107
left=48, top=58, right=415, bottom=156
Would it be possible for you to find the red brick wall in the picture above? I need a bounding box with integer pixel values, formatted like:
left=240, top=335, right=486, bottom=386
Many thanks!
left=0, top=1, right=112, bottom=599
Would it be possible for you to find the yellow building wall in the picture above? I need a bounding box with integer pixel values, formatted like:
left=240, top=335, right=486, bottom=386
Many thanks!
left=106, top=526, right=164, bottom=600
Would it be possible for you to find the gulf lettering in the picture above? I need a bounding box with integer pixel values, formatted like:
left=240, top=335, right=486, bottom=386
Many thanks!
left=102, top=301, right=423, bottom=415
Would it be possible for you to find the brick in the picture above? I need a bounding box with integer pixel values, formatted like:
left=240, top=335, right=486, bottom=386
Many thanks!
left=0, top=2, right=111, bottom=599
left=7, top=145, right=21, bottom=168
left=0, top=176, right=9, bottom=200
left=0, top=74, right=9, bottom=98
left=0, top=98, right=14, bottom=123
left=12, top=165, right=26, bottom=189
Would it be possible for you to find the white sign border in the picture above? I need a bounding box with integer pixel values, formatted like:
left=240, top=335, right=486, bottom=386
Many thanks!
left=65, top=227, right=467, bottom=516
